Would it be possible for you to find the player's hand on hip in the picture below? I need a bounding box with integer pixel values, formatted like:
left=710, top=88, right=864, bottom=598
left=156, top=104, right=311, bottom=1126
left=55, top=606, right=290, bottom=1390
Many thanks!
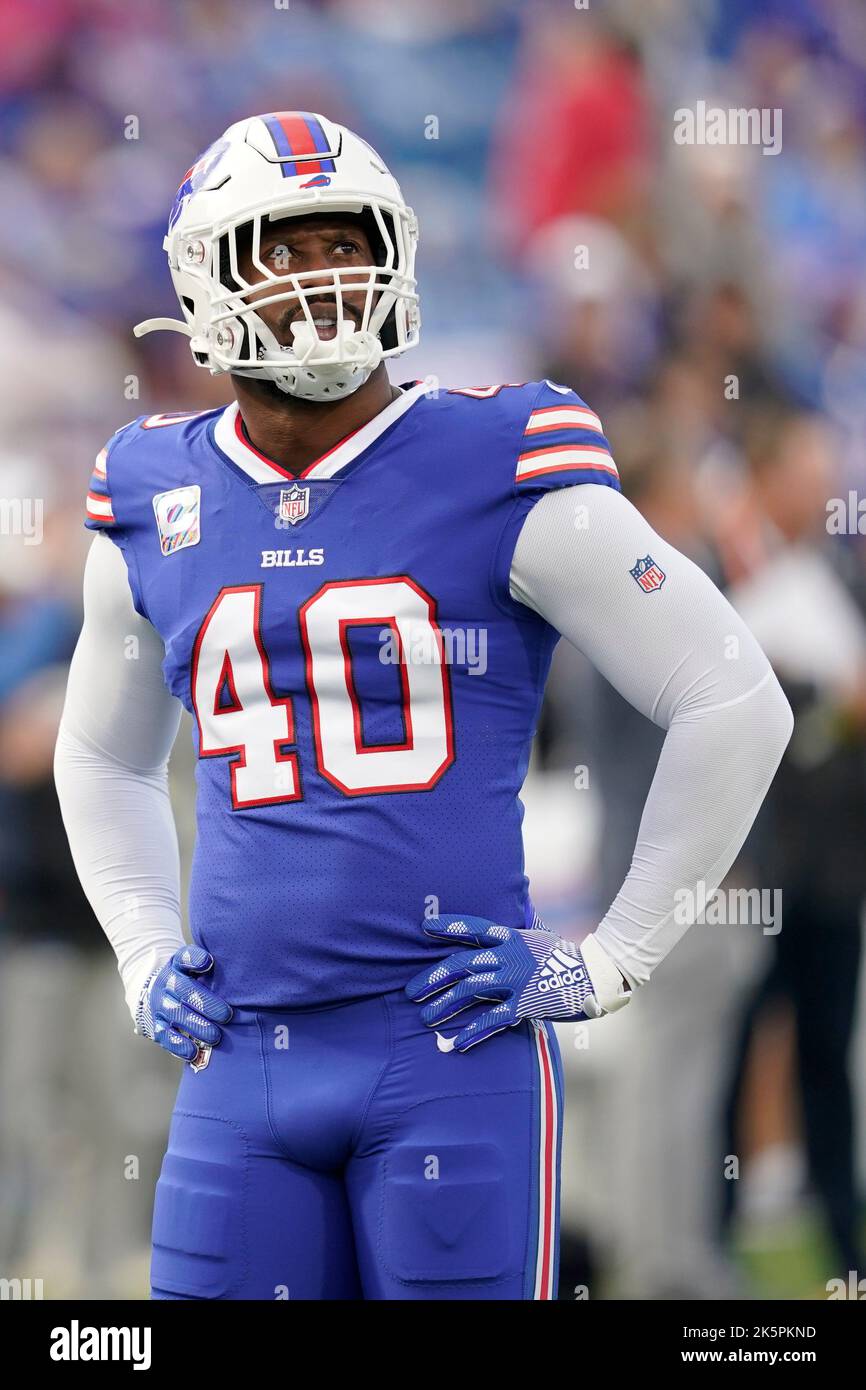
left=404, top=914, right=631, bottom=1052
left=135, top=945, right=232, bottom=1062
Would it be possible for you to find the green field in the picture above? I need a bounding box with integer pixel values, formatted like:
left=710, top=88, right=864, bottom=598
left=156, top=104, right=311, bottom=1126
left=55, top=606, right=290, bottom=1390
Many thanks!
left=735, top=1211, right=864, bottom=1300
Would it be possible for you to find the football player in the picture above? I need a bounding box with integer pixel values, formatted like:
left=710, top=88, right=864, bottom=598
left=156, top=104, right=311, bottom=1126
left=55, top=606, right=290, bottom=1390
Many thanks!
left=55, top=112, right=792, bottom=1300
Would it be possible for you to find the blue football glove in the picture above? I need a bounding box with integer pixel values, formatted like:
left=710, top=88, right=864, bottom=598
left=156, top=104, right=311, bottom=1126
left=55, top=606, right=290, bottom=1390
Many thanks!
left=135, top=945, right=232, bottom=1064
left=405, top=914, right=631, bottom=1052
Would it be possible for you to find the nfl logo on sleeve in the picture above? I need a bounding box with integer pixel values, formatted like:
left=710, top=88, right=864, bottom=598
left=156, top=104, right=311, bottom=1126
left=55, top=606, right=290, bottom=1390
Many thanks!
left=153, top=485, right=201, bottom=556
left=630, top=555, right=666, bottom=592
left=279, top=483, right=310, bottom=525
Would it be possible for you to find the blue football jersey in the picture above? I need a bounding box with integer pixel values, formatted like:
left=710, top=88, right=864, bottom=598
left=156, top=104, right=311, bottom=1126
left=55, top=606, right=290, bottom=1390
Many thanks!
left=85, top=380, right=620, bottom=1009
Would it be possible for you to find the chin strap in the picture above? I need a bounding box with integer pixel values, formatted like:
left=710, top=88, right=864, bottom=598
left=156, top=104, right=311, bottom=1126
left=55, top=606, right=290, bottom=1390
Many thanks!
left=132, top=313, right=384, bottom=402
left=133, top=317, right=192, bottom=339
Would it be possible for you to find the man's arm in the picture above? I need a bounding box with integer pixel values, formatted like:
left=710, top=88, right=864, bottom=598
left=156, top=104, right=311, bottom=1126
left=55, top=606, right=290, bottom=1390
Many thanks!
left=510, top=484, right=794, bottom=987
left=54, top=532, right=186, bottom=1021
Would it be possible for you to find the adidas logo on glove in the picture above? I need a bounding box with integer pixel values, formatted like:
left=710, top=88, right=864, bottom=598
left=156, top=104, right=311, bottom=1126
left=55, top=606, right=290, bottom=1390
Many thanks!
left=537, top=947, right=590, bottom=994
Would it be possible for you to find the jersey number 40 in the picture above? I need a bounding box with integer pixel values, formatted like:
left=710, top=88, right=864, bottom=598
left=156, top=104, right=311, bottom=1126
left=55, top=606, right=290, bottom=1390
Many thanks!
left=191, top=578, right=455, bottom=807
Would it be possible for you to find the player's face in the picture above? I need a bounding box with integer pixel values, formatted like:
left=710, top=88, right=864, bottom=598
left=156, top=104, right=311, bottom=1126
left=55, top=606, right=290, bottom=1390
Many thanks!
left=237, top=214, right=376, bottom=345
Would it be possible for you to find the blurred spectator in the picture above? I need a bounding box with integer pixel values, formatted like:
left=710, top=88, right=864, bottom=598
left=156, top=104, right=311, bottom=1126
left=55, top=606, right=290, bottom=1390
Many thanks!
left=491, top=13, right=652, bottom=258
left=559, top=444, right=765, bottom=1298
left=724, top=408, right=866, bottom=1277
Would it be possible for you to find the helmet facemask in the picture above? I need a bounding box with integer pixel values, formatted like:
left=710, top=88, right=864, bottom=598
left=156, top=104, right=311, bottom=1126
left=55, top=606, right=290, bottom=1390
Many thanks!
left=202, top=201, right=416, bottom=402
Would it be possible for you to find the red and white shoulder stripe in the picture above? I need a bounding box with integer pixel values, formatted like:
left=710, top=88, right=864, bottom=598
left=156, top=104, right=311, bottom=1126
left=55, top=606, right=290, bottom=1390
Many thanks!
left=517, top=399, right=618, bottom=486
left=85, top=446, right=116, bottom=526
left=85, top=492, right=115, bottom=523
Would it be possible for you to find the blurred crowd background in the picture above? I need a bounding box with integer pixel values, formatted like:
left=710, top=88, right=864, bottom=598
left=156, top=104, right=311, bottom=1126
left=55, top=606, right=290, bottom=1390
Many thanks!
left=1, top=0, right=865, bottom=1299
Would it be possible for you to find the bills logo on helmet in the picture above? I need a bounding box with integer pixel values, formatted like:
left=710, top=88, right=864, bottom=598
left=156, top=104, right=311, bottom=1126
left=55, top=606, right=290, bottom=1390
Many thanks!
left=153, top=485, right=201, bottom=555
left=168, top=137, right=230, bottom=230
left=300, top=174, right=332, bottom=188
left=278, top=484, right=310, bottom=525
left=630, top=555, right=666, bottom=593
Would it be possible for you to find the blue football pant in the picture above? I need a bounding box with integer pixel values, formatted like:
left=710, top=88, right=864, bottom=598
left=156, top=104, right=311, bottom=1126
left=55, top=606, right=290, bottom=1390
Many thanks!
left=150, top=989, right=563, bottom=1300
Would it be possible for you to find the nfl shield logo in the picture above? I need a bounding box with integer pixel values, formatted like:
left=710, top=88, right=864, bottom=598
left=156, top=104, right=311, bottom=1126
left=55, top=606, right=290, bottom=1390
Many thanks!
left=630, top=555, right=666, bottom=592
left=278, top=483, right=309, bottom=526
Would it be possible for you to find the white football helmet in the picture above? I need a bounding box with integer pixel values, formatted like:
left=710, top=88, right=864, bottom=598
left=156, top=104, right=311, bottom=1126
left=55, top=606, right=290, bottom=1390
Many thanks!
left=135, top=112, right=420, bottom=402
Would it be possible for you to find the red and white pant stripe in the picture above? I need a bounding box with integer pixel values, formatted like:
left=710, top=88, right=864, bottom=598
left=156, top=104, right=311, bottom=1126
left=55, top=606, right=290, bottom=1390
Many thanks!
left=531, top=1020, right=560, bottom=1300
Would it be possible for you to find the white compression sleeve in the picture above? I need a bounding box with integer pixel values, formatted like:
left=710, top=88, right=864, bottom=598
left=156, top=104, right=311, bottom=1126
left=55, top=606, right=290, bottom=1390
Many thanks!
left=509, top=486, right=793, bottom=987
left=54, top=533, right=186, bottom=1021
